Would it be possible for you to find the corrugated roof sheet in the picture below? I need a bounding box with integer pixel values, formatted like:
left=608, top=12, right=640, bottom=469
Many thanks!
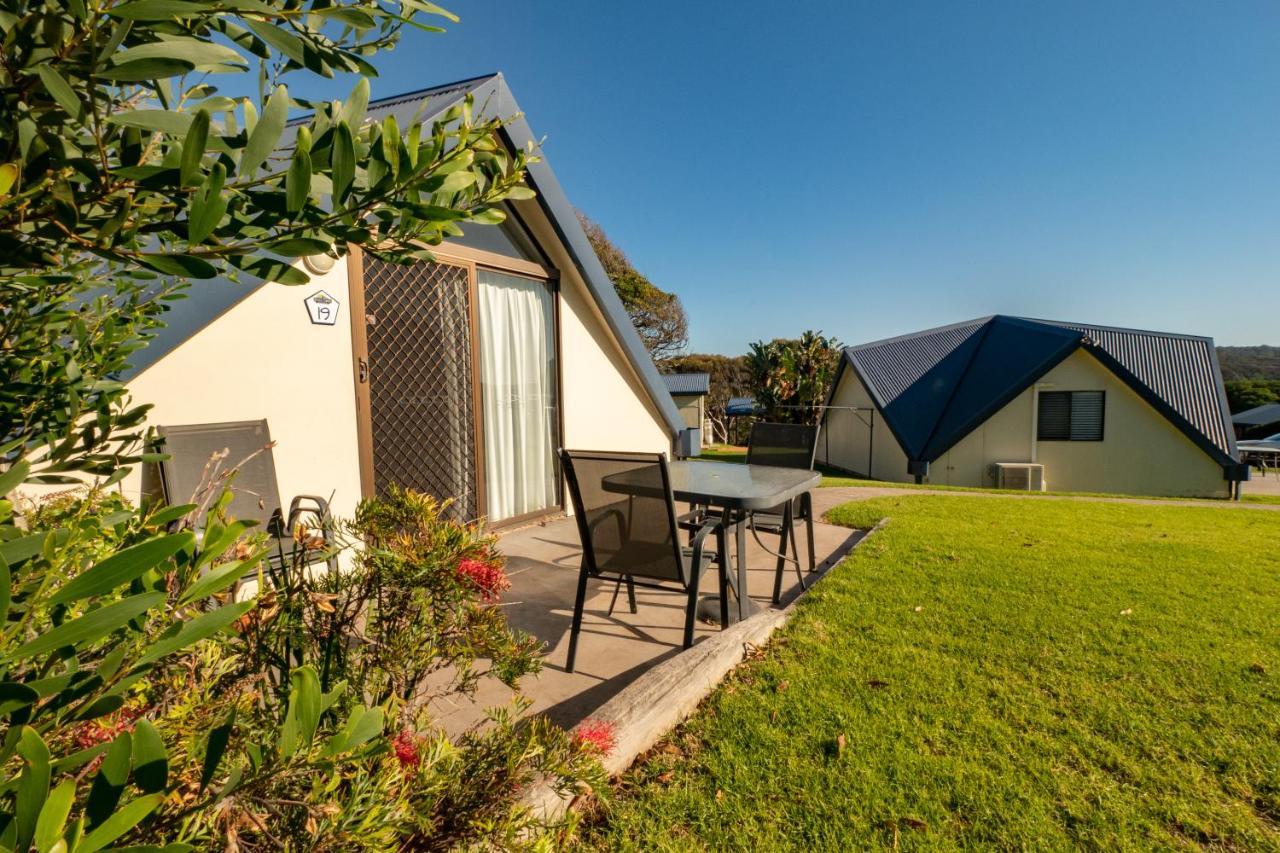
left=839, top=315, right=1237, bottom=466
left=726, top=397, right=759, bottom=416
left=662, top=373, right=710, bottom=395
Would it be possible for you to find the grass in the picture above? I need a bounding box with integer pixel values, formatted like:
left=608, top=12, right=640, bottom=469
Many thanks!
left=697, top=444, right=1280, bottom=504
left=578, top=494, right=1280, bottom=850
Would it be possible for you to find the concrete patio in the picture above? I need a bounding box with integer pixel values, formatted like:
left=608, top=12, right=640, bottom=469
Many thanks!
left=433, top=507, right=865, bottom=733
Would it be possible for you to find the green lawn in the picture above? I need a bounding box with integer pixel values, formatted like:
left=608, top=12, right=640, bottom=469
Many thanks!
left=697, top=444, right=1280, bottom=504
left=579, top=495, right=1280, bottom=850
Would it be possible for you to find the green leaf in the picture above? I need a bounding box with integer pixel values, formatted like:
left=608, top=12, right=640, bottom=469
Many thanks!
left=107, top=110, right=193, bottom=136
left=34, top=780, right=74, bottom=853
left=15, top=727, right=51, bottom=851
left=199, top=709, right=234, bottom=790
left=0, top=459, right=29, bottom=497
left=76, top=793, right=162, bottom=853
left=503, top=185, right=537, bottom=201
left=340, top=77, right=370, bottom=129
left=131, top=720, right=167, bottom=793
left=286, top=146, right=311, bottom=214
left=10, top=592, right=164, bottom=660
left=324, top=705, right=383, bottom=755
left=138, top=253, right=218, bottom=279
left=0, top=531, right=50, bottom=567
left=113, top=37, right=246, bottom=72
left=35, top=66, right=81, bottom=119
left=86, top=733, right=132, bottom=829
left=108, top=0, right=213, bottom=19
left=438, top=169, right=477, bottom=194
left=179, top=110, right=210, bottom=187
left=179, top=556, right=260, bottom=604
left=266, top=238, right=331, bottom=257
left=0, top=681, right=39, bottom=716
left=187, top=162, right=226, bottom=243
left=0, top=563, right=10, bottom=627
left=240, top=85, right=287, bottom=176
left=133, top=598, right=255, bottom=668
left=280, top=666, right=321, bottom=757
left=228, top=254, right=309, bottom=285
left=147, top=504, right=195, bottom=527
left=50, top=533, right=193, bottom=606
left=331, top=120, right=355, bottom=202
left=100, top=58, right=195, bottom=81
left=243, top=18, right=306, bottom=66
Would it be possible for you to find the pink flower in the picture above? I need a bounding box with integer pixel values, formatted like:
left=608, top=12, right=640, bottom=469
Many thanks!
left=456, top=557, right=510, bottom=602
left=391, top=730, right=422, bottom=768
left=573, top=719, right=616, bottom=756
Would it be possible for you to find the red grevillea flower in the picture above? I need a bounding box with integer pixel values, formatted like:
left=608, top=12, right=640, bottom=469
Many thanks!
left=456, top=557, right=510, bottom=602
left=391, top=730, right=422, bottom=768
left=572, top=719, right=616, bottom=756
left=73, top=706, right=144, bottom=752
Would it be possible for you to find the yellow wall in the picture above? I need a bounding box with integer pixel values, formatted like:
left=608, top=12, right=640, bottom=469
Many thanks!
left=928, top=350, right=1226, bottom=497
left=817, top=364, right=910, bottom=480
left=516, top=201, right=672, bottom=459
left=672, top=394, right=705, bottom=437
left=121, top=260, right=367, bottom=521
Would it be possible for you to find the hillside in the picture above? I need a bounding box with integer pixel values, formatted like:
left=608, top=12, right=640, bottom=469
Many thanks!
left=1216, top=345, right=1280, bottom=381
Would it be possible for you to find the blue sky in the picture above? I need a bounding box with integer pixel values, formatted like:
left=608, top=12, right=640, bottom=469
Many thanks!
left=308, top=1, right=1279, bottom=354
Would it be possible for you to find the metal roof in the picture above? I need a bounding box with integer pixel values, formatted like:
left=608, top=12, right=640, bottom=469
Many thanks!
left=1233, top=403, right=1280, bottom=427
left=662, top=373, right=710, bottom=395
left=726, top=397, right=760, bottom=416
left=835, top=315, right=1238, bottom=468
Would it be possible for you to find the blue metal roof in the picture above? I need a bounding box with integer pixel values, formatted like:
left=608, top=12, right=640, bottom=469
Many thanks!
left=836, top=315, right=1238, bottom=468
left=726, top=397, right=760, bottom=416
left=662, top=373, right=710, bottom=395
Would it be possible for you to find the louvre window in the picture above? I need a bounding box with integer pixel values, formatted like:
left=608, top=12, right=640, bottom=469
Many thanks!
left=1037, top=391, right=1104, bottom=441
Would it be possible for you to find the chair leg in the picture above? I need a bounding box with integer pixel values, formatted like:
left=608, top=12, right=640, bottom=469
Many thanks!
left=772, top=513, right=790, bottom=604
left=683, top=569, right=703, bottom=648
left=565, top=562, right=591, bottom=674
left=791, top=514, right=807, bottom=591
left=625, top=576, right=638, bottom=613
left=803, top=493, right=817, bottom=573
left=716, top=524, right=730, bottom=628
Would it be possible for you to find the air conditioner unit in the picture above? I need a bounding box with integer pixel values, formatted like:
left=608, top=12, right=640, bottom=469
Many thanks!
left=993, top=462, right=1045, bottom=491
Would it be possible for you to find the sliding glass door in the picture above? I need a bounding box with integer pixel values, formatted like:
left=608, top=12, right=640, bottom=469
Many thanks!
left=476, top=269, right=559, bottom=523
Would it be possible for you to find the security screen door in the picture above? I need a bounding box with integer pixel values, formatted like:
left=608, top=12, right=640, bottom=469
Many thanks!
left=359, top=254, right=484, bottom=522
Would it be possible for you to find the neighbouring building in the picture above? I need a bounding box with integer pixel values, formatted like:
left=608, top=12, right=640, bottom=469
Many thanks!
left=817, top=316, right=1247, bottom=498
left=121, top=73, right=696, bottom=528
left=1231, top=403, right=1280, bottom=440
left=662, top=372, right=709, bottom=450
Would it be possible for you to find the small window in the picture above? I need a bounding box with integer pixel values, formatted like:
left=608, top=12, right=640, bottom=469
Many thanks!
left=1037, top=391, right=1104, bottom=441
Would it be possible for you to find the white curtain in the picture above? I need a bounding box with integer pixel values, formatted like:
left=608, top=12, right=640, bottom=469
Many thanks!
left=477, top=269, right=558, bottom=522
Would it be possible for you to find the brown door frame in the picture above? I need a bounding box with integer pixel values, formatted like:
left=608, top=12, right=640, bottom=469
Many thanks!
left=347, top=247, right=487, bottom=521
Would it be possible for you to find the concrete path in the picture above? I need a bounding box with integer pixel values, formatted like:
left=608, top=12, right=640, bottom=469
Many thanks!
left=810, top=483, right=1280, bottom=519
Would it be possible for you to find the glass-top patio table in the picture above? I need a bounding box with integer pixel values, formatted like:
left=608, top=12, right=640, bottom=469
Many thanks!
left=603, top=459, right=821, bottom=624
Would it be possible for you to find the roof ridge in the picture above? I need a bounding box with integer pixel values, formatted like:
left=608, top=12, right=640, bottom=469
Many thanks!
left=1016, top=315, right=1213, bottom=343
left=915, top=318, right=1000, bottom=459
left=843, top=316, right=994, bottom=354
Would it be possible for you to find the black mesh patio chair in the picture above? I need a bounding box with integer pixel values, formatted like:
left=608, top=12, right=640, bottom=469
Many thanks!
left=746, top=422, right=820, bottom=602
left=560, top=449, right=723, bottom=674
left=154, top=420, right=338, bottom=575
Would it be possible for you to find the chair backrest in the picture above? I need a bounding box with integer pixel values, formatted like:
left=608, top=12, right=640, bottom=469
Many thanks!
left=746, top=422, right=821, bottom=470
left=559, top=449, right=687, bottom=586
left=155, top=420, right=283, bottom=532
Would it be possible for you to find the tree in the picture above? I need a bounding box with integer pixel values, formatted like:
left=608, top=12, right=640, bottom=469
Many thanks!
left=1225, top=379, right=1280, bottom=413
left=0, top=2, right=602, bottom=848
left=577, top=212, right=688, bottom=363
left=747, top=332, right=843, bottom=425
left=666, top=353, right=751, bottom=444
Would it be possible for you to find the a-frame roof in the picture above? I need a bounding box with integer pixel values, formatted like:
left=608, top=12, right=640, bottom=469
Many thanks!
left=836, top=315, right=1238, bottom=467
